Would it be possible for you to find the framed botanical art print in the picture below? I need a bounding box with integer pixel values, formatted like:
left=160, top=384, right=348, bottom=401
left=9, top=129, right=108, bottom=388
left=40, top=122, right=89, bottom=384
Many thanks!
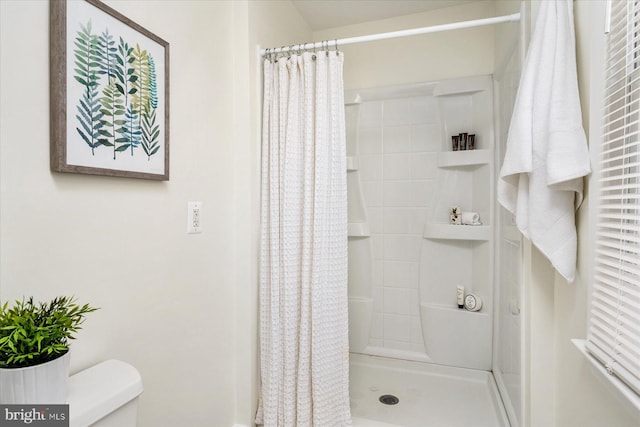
left=50, top=0, right=170, bottom=180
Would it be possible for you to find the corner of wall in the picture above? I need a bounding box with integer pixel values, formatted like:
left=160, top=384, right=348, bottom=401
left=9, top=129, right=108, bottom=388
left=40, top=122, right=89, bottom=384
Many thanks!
left=522, top=241, right=556, bottom=427
left=231, top=1, right=260, bottom=425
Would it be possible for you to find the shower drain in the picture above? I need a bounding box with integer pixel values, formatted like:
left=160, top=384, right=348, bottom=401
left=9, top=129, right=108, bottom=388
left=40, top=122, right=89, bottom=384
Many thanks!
left=378, top=394, right=399, bottom=405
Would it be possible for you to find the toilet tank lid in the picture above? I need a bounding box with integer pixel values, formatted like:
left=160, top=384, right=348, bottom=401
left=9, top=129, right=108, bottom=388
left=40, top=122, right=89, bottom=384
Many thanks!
left=68, top=359, right=143, bottom=426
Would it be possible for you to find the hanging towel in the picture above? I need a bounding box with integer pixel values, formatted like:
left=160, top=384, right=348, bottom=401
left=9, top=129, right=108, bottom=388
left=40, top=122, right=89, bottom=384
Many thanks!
left=498, top=0, right=590, bottom=283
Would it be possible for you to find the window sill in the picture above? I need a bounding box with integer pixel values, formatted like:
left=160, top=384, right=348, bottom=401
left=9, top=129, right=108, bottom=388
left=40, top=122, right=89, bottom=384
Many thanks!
left=571, top=339, right=640, bottom=416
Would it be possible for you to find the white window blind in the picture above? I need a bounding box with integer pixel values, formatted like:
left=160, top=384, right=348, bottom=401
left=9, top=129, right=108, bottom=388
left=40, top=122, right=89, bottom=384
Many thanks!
left=586, top=0, right=640, bottom=398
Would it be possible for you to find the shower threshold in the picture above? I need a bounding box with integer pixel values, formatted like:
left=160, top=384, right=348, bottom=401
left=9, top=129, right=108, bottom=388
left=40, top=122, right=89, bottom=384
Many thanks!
left=350, top=353, right=510, bottom=427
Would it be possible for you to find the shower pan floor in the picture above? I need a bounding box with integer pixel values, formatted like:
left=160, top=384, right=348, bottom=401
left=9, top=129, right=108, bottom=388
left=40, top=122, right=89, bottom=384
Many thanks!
left=350, top=353, right=509, bottom=427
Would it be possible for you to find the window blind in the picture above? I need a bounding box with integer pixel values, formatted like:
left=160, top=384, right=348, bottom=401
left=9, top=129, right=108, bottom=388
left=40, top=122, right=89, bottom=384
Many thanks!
left=586, top=0, right=640, bottom=397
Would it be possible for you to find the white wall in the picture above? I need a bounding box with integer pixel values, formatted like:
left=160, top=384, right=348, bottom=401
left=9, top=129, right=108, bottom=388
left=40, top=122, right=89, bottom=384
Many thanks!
left=313, top=2, right=497, bottom=91
left=231, top=1, right=254, bottom=424
left=1, top=1, right=240, bottom=425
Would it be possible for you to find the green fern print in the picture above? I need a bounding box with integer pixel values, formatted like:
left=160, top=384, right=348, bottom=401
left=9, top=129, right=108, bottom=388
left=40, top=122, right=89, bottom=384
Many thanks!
left=115, top=37, right=141, bottom=156
left=141, top=56, right=160, bottom=160
left=73, top=21, right=103, bottom=155
left=72, top=21, right=161, bottom=161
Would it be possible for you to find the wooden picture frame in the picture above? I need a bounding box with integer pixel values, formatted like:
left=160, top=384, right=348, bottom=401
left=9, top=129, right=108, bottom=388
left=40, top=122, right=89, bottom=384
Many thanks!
left=50, top=0, right=170, bottom=180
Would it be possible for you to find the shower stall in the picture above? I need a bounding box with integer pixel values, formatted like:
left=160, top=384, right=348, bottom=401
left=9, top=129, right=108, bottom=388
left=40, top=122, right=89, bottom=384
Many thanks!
left=346, top=75, right=511, bottom=427
left=259, top=4, right=525, bottom=427
left=341, top=11, right=524, bottom=427
left=346, top=76, right=494, bottom=367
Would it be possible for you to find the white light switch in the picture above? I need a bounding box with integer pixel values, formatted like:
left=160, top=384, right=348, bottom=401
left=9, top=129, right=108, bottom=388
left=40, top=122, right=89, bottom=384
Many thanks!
left=187, top=201, right=202, bottom=234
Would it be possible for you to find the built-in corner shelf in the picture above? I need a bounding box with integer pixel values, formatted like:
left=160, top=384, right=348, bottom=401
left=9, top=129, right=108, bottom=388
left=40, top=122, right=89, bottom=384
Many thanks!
left=348, top=222, right=370, bottom=237
left=347, top=156, right=358, bottom=172
left=423, top=223, right=492, bottom=241
left=437, top=149, right=491, bottom=168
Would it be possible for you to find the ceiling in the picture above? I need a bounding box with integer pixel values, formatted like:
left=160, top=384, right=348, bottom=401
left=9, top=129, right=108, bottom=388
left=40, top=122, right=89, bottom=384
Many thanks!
left=290, top=0, right=483, bottom=31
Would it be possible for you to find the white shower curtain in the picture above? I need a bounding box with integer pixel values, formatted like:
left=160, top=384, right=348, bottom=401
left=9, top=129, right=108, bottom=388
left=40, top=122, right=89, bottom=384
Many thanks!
left=257, top=51, right=351, bottom=427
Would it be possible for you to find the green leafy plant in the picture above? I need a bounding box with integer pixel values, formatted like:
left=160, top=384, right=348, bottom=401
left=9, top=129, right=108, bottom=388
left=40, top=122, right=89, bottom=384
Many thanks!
left=0, top=297, right=98, bottom=369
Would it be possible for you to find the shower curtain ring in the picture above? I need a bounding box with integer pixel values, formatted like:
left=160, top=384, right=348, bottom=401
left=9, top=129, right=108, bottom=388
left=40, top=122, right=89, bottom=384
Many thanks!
left=335, top=39, right=339, bottom=55
left=310, top=42, right=317, bottom=60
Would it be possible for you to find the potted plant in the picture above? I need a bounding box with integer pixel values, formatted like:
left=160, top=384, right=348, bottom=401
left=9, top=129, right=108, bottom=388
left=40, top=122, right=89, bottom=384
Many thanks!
left=0, top=296, right=98, bottom=404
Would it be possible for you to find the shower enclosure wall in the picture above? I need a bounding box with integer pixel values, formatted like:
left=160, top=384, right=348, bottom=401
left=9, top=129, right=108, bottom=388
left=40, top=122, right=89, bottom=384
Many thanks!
left=346, top=75, right=495, bottom=371
left=493, top=33, right=524, bottom=427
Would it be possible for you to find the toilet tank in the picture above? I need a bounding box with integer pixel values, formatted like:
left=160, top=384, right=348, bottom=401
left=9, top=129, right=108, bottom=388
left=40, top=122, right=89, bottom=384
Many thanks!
left=68, top=360, right=143, bottom=427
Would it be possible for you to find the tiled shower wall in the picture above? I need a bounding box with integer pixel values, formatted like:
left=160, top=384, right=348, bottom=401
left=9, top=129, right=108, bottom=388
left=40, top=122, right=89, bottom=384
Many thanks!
left=356, top=96, right=441, bottom=356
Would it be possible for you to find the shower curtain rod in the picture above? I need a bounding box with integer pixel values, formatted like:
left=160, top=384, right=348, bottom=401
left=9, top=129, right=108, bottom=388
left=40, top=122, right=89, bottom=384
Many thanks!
left=260, top=13, right=521, bottom=56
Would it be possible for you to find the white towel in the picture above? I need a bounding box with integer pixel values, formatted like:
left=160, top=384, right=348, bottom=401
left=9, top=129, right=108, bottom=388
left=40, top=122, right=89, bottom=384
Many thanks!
left=498, top=0, right=590, bottom=282
left=461, top=212, right=482, bottom=226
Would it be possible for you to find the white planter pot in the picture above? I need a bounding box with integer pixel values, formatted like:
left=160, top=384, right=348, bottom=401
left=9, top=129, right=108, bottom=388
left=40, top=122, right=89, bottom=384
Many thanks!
left=0, top=351, right=70, bottom=404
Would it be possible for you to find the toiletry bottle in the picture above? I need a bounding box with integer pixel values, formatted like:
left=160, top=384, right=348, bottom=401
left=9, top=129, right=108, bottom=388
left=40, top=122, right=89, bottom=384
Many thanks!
left=456, top=285, right=465, bottom=309
left=459, top=133, right=468, bottom=150
left=468, top=134, right=476, bottom=150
